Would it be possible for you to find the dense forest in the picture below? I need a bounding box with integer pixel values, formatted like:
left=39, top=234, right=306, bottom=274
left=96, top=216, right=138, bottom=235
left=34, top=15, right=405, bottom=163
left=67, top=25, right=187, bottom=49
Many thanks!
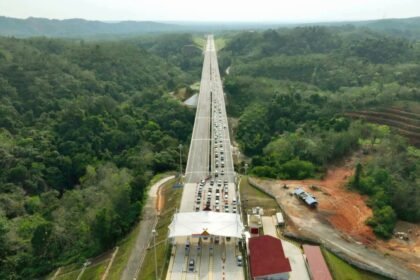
left=220, top=26, right=420, bottom=238
left=1, top=22, right=420, bottom=279
left=0, top=34, right=201, bottom=278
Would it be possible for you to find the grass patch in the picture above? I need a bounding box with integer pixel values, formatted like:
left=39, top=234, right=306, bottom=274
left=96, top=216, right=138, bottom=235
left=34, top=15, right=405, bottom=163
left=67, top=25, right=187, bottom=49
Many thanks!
left=215, top=37, right=227, bottom=51
left=52, top=263, right=80, bottom=276
left=106, top=220, right=141, bottom=279
left=81, top=261, right=108, bottom=280
left=149, top=172, right=176, bottom=186
left=137, top=178, right=182, bottom=280
left=193, top=36, right=206, bottom=49
left=240, top=176, right=280, bottom=216
left=190, top=81, right=200, bottom=91
left=322, top=248, right=388, bottom=280
left=55, top=269, right=81, bottom=280
left=193, top=35, right=227, bottom=51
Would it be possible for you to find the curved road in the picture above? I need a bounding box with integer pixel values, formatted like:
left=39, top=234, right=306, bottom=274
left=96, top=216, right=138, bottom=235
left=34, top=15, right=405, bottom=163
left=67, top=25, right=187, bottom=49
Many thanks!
left=121, top=175, right=175, bottom=280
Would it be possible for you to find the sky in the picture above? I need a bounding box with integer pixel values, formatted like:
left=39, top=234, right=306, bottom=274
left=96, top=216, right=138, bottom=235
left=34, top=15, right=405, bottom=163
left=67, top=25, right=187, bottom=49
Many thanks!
left=0, top=0, right=419, bottom=22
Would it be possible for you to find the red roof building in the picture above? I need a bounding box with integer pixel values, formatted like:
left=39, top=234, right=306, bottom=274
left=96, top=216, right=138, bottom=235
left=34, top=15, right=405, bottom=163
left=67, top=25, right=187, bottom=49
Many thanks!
left=249, top=235, right=292, bottom=280
left=302, top=245, right=333, bottom=280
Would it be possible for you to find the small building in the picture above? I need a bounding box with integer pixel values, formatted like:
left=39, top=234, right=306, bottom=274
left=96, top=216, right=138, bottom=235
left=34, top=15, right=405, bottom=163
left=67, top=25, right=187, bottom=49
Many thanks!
left=249, top=235, right=292, bottom=280
left=302, top=245, right=333, bottom=280
left=294, top=188, right=318, bottom=207
left=248, top=207, right=264, bottom=237
left=275, top=212, right=285, bottom=226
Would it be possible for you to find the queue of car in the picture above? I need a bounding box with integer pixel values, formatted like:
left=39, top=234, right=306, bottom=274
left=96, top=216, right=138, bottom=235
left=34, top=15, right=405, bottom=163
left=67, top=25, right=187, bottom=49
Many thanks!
left=186, top=67, right=243, bottom=273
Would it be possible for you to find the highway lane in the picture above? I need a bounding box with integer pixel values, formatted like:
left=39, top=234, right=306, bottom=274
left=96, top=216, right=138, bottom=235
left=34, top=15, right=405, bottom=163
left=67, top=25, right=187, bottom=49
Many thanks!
left=185, top=38, right=212, bottom=183
left=185, top=35, right=235, bottom=184
left=167, top=35, right=243, bottom=280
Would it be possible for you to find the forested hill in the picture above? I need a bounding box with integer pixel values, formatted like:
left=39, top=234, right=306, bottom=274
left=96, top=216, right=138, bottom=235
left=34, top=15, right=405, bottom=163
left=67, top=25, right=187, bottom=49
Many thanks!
left=0, top=34, right=200, bottom=278
left=289, top=17, right=420, bottom=40
left=220, top=27, right=419, bottom=238
left=340, top=16, right=420, bottom=40
left=3, top=15, right=420, bottom=39
left=0, top=16, right=183, bottom=37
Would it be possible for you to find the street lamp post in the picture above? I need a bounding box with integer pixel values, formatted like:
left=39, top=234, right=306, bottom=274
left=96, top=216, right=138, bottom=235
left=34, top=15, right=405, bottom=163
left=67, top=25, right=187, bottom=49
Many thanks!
left=152, top=229, right=158, bottom=280
left=178, top=144, right=183, bottom=177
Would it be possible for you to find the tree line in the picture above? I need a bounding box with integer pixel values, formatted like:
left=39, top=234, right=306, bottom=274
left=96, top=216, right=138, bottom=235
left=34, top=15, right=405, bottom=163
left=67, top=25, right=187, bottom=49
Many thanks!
left=0, top=34, right=201, bottom=278
left=220, top=26, right=420, bottom=238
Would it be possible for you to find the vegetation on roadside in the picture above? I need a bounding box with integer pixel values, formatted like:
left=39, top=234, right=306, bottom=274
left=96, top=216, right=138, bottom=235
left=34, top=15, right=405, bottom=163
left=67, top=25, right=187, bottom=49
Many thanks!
left=221, top=26, right=420, bottom=237
left=239, top=176, right=280, bottom=217
left=132, top=33, right=203, bottom=80
left=322, top=248, right=388, bottom=280
left=349, top=133, right=419, bottom=238
left=0, top=35, right=200, bottom=278
left=138, top=178, right=182, bottom=280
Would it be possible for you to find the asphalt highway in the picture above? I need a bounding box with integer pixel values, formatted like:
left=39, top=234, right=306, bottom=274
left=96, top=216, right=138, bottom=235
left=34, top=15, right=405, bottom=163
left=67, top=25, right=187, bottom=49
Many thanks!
left=166, top=35, right=244, bottom=280
left=185, top=36, right=235, bottom=184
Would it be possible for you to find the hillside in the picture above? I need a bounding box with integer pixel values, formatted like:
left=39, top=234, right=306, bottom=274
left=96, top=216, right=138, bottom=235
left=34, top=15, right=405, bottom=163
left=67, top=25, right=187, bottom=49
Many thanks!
left=354, top=16, right=420, bottom=39
left=346, top=105, right=420, bottom=147
left=0, top=34, right=201, bottom=278
left=220, top=26, right=420, bottom=238
left=0, top=16, right=183, bottom=37
left=2, top=15, right=420, bottom=39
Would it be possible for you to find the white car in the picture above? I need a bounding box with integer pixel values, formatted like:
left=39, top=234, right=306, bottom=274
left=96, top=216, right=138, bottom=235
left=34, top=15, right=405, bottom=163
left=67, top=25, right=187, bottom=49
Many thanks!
left=237, top=255, right=243, bottom=266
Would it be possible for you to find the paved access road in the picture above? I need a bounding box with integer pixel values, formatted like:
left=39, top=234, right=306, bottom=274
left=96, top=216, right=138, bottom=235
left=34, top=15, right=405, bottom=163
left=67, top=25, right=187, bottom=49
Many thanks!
left=121, top=176, right=175, bottom=280
left=166, top=36, right=244, bottom=280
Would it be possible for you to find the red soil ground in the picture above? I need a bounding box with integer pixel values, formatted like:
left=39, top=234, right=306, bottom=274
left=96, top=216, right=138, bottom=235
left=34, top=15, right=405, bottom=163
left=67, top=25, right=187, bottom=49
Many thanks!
left=276, top=158, right=376, bottom=243
left=261, top=155, right=420, bottom=272
left=156, top=185, right=165, bottom=213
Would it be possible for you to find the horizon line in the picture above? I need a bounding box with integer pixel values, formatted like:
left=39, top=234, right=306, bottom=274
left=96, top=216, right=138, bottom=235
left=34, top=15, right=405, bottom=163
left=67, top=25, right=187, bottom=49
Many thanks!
left=1, top=14, right=419, bottom=25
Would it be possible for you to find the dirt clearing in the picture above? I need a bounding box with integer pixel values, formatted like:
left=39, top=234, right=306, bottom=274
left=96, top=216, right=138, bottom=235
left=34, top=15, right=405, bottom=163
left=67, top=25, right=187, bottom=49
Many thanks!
left=269, top=160, right=375, bottom=243
left=249, top=156, right=420, bottom=278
